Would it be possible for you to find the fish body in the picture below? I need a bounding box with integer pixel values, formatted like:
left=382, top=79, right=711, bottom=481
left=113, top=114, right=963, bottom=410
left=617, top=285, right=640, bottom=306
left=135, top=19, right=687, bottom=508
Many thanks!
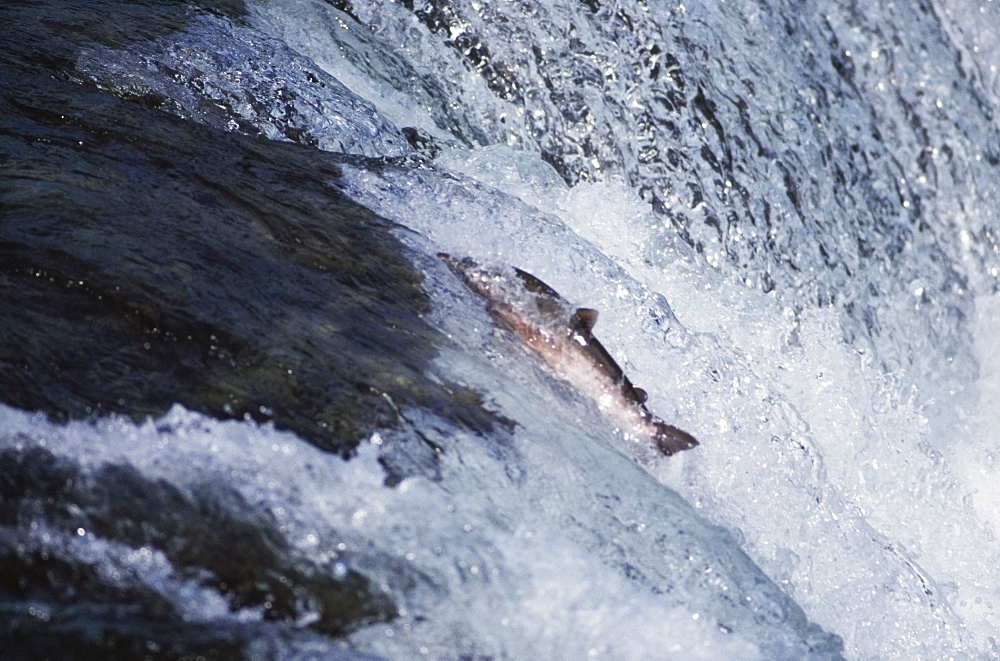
left=438, top=254, right=698, bottom=456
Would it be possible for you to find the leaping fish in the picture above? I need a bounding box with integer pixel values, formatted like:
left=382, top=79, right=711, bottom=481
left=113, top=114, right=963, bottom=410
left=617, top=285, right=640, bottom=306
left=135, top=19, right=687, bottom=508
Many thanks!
left=438, top=253, right=698, bottom=456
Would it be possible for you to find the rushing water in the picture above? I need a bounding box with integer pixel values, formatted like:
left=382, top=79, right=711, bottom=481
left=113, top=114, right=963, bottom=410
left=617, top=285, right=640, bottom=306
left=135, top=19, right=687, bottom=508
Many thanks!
left=3, top=0, right=1000, bottom=658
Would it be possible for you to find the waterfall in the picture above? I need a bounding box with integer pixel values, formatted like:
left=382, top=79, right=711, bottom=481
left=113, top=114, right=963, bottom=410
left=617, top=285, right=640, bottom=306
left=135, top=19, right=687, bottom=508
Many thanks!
left=2, top=0, right=1000, bottom=657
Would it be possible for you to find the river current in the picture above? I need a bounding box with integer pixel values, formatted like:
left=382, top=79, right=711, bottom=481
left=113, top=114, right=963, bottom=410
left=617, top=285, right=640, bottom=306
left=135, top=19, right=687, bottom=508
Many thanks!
left=3, top=0, right=1000, bottom=658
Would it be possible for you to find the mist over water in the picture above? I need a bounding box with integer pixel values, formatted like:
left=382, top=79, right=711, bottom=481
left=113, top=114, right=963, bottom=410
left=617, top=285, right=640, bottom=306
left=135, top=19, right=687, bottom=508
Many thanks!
left=3, top=0, right=1000, bottom=658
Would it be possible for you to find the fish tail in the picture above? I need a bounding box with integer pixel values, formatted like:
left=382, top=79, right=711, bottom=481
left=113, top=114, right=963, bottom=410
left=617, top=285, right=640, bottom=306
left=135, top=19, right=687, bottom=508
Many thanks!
left=652, top=419, right=699, bottom=456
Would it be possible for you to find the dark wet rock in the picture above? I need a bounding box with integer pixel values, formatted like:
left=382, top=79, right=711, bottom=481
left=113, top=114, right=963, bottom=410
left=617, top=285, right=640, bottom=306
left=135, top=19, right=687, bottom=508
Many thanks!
left=0, top=0, right=246, bottom=83
left=0, top=446, right=396, bottom=638
left=0, top=590, right=377, bottom=661
left=0, top=586, right=247, bottom=661
left=0, top=6, right=501, bottom=652
left=0, top=14, right=503, bottom=458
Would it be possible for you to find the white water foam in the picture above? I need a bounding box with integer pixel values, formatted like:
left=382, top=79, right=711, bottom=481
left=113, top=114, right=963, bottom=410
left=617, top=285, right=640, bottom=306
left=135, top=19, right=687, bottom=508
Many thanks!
left=0, top=403, right=774, bottom=659
left=364, top=142, right=1000, bottom=656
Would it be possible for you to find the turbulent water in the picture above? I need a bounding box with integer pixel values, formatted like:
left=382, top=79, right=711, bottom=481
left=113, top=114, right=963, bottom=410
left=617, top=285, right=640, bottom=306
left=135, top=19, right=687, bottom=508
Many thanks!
left=3, top=0, right=1000, bottom=658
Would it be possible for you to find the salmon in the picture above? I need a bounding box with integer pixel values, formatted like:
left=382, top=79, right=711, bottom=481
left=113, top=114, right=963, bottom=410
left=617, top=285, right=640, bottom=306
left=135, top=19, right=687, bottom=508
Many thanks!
left=438, top=254, right=698, bottom=456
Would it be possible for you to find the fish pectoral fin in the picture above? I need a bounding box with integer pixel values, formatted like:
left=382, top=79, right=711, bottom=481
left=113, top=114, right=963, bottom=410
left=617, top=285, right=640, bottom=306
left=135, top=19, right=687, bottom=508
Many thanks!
left=633, top=387, right=648, bottom=403
left=571, top=308, right=599, bottom=334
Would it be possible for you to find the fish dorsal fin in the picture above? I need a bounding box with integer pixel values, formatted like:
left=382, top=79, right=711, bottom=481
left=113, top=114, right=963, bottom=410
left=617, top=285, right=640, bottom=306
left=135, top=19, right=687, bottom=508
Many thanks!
left=571, top=308, right=598, bottom=335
